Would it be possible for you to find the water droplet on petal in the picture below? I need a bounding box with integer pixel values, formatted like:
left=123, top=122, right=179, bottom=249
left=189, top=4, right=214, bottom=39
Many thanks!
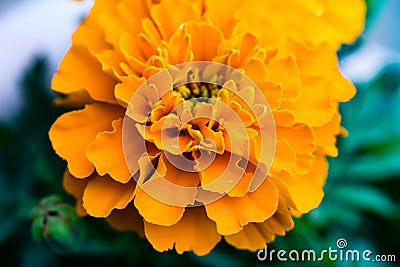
left=226, top=209, right=229, bottom=213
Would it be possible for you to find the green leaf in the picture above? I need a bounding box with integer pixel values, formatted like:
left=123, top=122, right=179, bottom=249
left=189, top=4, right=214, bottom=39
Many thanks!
left=332, top=66, right=400, bottom=183
left=331, top=185, right=396, bottom=217
left=344, top=150, right=400, bottom=181
left=340, top=66, right=400, bottom=154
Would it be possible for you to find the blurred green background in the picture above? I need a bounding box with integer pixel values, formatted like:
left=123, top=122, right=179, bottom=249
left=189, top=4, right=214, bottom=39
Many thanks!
left=0, top=0, right=399, bottom=266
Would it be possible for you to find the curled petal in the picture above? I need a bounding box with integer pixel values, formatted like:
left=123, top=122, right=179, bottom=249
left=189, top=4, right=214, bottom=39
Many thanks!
left=275, top=154, right=328, bottom=213
left=244, top=58, right=269, bottom=83
left=267, top=56, right=301, bottom=102
left=133, top=154, right=194, bottom=226
left=199, top=152, right=245, bottom=194
left=106, top=204, right=144, bottom=237
left=270, top=139, right=296, bottom=173
left=86, top=119, right=131, bottom=183
left=233, top=0, right=365, bottom=48
left=83, top=174, right=136, bottom=217
left=280, top=76, right=336, bottom=127
left=52, top=45, right=118, bottom=104
left=204, top=0, right=243, bottom=38
left=204, top=178, right=278, bottom=235
left=134, top=186, right=185, bottom=226
left=49, top=103, right=124, bottom=178
left=144, top=207, right=221, bottom=256
left=136, top=154, right=199, bottom=208
left=96, top=0, right=149, bottom=48
left=313, top=112, right=342, bottom=156
left=115, top=76, right=147, bottom=108
left=184, top=22, right=224, bottom=61
left=72, top=9, right=111, bottom=54
left=150, top=0, right=201, bottom=40
left=258, top=81, right=282, bottom=111
left=277, top=124, right=317, bottom=175
left=224, top=200, right=294, bottom=251
left=227, top=162, right=257, bottom=198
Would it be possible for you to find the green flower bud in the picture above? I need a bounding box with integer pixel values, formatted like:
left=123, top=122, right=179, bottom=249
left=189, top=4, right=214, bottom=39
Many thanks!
left=31, top=195, right=86, bottom=254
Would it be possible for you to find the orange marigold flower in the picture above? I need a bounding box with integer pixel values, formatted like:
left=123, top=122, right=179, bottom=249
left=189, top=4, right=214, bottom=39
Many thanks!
left=49, top=0, right=365, bottom=255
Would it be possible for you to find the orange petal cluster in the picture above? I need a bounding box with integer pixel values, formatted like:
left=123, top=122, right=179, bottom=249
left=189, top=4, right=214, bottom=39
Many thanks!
left=49, top=0, right=365, bottom=255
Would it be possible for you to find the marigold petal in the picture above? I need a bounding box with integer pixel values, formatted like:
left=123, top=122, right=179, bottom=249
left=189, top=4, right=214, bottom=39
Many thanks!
left=49, top=103, right=124, bottom=178
left=106, top=204, right=144, bottom=237
left=330, top=71, right=356, bottom=102
left=134, top=187, right=185, bottom=226
left=281, top=76, right=336, bottom=127
left=300, top=0, right=366, bottom=47
left=205, top=178, right=278, bottom=235
left=292, top=42, right=356, bottom=102
left=258, top=81, right=282, bottom=111
left=122, top=122, right=156, bottom=177
left=271, top=139, right=296, bottom=173
left=160, top=154, right=200, bottom=187
left=62, top=171, right=92, bottom=216
left=114, top=76, right=146, bottom=108
left=225, top=201, right=294, bottom=251
left=95, top=49, right=127, bottom=79
left=125, top=83, right=162, bottom=124
left=245, top=58, right=269, bottom=83
left=144, top=207, right=221, bottom=256
left=142, top=17, right=162, bottom=45
left=184, top=22, right=224, bottom=61
left=53, top=89, right=94, bottom=108
left=313, top=112, right=341, bottom=156
left=52, top=45, right=117, bottom=104
left=167, top=28, right=192, bottom=64
left=134, top=155, right=187, bottom=225
left=288, top=41, right=338, bottom=75
left=83, top=174, right=136, bottom=217
left=233, top=0, right=365, bottom=48
left=86, top=119, right=131, bottom=183
left=227, top=162, right=257, bottom=198
left=63, top=171, right=85, bottom=197
left=136, top=154, right=199, bottom=207
left=96, top=0, right=148, bottom=48
left=200, top=152, right=245, bottom=194
left=204, top=0, right=243, bottom=38
left=72, top=8, right=111, bottom=53
left=275, top=39, right=356, bottom=102
left=229, top=101, right=254, bottom=128
left=276, top=154, right=327, bottom=213
left=277, top=124, right=316, bottom=175
left=268, top=56, right=301, bottom=101
left=246, top=128, right=261, bottom=167
left=225, top=222, right=272, bottom=251
left=273, top=110, right=296, bottom=127
left=119, top=32, right=156, bottom=71
left=150, top=0, right=201, bottom=40
left=270, top=176, right=298, bottom=211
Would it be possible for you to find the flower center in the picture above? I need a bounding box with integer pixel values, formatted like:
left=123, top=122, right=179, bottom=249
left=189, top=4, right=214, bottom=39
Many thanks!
left=174, top=82, right=222, bottom=100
